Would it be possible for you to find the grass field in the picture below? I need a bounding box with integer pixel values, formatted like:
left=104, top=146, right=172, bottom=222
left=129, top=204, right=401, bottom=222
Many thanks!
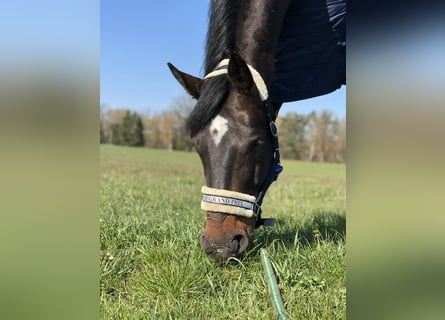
left=100, top=145, right=346, bottom=319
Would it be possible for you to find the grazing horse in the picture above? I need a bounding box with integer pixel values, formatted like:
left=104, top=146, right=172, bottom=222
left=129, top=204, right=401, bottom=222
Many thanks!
left=168, top=0, right=345, bottom=261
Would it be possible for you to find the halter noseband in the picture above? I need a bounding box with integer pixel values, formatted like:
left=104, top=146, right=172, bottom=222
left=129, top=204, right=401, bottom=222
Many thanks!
left=201, top=59, right=283, bottom=227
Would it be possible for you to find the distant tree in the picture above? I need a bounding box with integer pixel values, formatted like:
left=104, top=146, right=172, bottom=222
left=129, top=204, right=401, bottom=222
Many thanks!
left=143, top=116, right=162, bottom=148
left=276, top=112, right=312, bottom=160
left=100, top=104, right=109, bottom=144
left=100, top=106, right=128, bottom=144
left=168, top=95, right=195, bottom=151
left=100, top=122, right=106, bottom=143
left=334, top=117, right=346, bottom=162
left=110, top=110, right=145, bottom=147
left=143, top=94, right=194, bottom=151
left=307, top=110, right=345, bottom=163
left=111, top=122, right=121, bottom=145
left=308, top=111, right=329, bottom=162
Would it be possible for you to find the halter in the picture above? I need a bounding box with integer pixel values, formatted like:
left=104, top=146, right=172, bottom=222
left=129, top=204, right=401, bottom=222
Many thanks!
left=201, top=59, right=283, bottom=227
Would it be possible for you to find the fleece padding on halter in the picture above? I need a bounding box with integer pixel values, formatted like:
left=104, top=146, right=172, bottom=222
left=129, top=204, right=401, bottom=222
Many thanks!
left=204, top=59, right=269, bottom=102
left=201, top=186, right=260, bottom=219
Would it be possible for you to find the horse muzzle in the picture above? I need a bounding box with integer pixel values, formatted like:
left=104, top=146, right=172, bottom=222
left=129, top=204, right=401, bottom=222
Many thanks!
left=200, top=229, right=251, bottom=262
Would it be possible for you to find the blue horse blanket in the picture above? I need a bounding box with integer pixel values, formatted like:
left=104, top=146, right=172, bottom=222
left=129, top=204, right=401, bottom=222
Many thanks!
left=270, top=0, right=346, bottom=103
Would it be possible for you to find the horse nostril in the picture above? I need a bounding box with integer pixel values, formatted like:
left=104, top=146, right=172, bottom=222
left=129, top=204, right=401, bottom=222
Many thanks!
left=231, top=232, right=249, bottom=254
left=201, top=231, right=251, bottom=261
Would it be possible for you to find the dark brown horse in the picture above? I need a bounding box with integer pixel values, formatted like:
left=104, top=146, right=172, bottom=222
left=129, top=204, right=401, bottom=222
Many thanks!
left=168, top=0, right=345, bottom=261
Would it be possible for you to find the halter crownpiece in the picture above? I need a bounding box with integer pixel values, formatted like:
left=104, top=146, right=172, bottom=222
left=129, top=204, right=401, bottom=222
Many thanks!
left=201, top=59, right=283, bottom=227
left=204, top=58, right=269, bottom=101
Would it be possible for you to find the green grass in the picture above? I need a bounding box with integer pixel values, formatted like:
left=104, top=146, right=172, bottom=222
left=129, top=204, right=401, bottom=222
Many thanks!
left=100, top=145, right=346, bottom=319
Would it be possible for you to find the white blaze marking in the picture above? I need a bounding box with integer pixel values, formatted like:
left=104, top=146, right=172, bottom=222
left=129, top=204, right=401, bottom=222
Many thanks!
left=209, top=115, right=228, bottom=146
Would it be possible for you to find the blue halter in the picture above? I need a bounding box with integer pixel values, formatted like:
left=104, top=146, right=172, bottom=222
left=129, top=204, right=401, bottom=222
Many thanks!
left=254, top=100, right=283, bottom=227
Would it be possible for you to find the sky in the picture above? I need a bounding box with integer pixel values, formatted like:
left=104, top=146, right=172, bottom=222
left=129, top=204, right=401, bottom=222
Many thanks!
left=100, top=1, right=345, bottom=118
left=1, top=1, right=98, bottom=68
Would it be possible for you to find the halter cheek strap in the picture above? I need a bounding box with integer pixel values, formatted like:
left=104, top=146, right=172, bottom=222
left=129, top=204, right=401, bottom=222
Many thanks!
left=201, top=59, right=283, bottom=228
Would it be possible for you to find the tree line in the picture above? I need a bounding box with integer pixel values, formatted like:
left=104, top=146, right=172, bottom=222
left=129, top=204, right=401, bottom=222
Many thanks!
left=100, top=96, right=345, bottom=163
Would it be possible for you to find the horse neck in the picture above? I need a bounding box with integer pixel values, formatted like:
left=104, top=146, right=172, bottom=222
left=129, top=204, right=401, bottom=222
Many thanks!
left=205, top=0, right=290, bottom=85
left=234, top=0, right=290, bottom=85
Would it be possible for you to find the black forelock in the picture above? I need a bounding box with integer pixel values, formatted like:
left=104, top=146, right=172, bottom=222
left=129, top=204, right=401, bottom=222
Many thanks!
left=186, top=76, right=230, bottom=137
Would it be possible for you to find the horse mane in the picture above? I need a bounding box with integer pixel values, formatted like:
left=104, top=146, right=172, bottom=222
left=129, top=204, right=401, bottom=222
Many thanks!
left=204, top=0, right=240, bottom=73
left=186, top=0, right=241, bottom=137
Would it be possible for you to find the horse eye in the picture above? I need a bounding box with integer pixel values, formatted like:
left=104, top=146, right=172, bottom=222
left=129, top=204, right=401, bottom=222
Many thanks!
left=249, top=138, right=264, bottom=149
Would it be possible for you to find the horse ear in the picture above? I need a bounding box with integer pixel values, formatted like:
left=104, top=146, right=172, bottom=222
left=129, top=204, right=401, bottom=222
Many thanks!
left=227, top=53, right=253, bottom=94
left=167, top=63, right=203, bottom=99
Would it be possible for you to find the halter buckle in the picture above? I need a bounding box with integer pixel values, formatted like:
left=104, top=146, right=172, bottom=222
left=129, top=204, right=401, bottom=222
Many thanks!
left=252, top=202, right=262, bottom=217
left=270, top=121, right=278, bottom=137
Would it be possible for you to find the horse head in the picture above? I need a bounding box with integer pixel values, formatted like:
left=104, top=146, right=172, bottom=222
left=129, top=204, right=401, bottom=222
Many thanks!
left=168, top=53, right=281, bottom=261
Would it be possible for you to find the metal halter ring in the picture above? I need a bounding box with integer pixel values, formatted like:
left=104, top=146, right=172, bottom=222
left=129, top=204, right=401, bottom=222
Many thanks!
left=270, top=121, right=278, bottom=137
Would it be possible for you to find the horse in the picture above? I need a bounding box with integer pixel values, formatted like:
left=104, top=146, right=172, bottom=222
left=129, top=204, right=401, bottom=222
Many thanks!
left=168, top=0, right=345, bottom=261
